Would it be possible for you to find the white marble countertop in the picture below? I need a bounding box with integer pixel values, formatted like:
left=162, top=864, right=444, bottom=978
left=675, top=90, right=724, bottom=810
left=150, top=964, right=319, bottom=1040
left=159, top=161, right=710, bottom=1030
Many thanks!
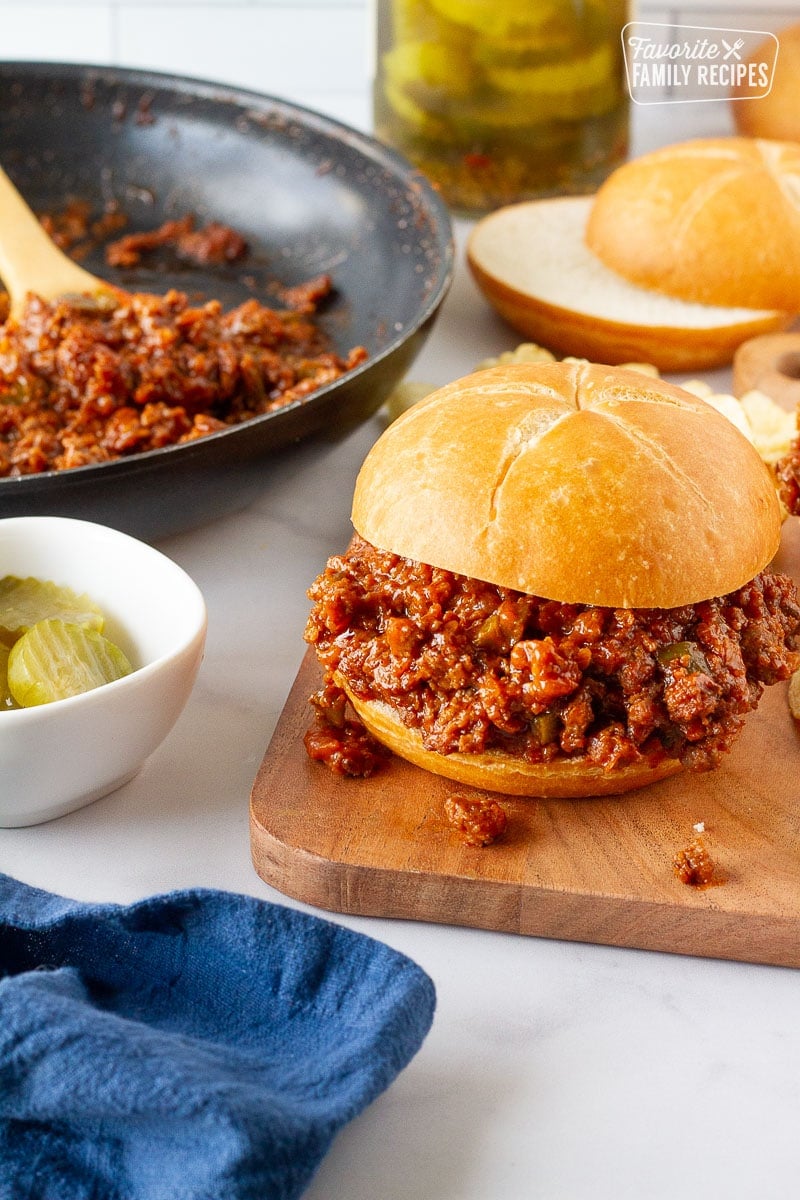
left=2, top=96, right=800, bottom=1199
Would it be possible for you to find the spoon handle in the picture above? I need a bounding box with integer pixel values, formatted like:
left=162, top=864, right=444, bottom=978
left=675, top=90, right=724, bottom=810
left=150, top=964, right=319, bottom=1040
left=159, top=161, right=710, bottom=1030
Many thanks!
left=0, top=165, right=110, bottom=314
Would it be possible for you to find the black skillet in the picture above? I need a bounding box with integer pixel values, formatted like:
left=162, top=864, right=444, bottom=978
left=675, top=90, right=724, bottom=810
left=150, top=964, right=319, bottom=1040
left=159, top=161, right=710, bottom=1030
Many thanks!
left=0, top=63, right=453, bottom=540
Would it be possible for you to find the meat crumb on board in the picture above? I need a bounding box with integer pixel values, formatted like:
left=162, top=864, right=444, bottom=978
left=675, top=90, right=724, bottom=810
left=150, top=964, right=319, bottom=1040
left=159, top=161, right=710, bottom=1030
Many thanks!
left=444, top=793, right=508, bottom=848
left=673, top=827, right=722, bottom=887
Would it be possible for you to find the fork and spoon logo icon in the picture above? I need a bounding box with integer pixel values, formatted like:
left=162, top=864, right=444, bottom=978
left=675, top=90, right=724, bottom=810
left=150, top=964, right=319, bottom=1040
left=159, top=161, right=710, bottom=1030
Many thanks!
left=722, top=37, right=745, bottom=61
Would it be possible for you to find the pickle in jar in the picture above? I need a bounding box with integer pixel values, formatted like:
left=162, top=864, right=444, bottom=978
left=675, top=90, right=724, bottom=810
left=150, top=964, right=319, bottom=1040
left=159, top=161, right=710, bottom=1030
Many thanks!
left=384, top=39, right=477, bottom=102
left=389, top=0, right=472, bottom=47
left=428, top=0, right=563, bottom=40
left=7, top=618, right=133, bottom=707
left=0, top=575, right=104, bottom=645
left=373, top=0, right=630, bottom=212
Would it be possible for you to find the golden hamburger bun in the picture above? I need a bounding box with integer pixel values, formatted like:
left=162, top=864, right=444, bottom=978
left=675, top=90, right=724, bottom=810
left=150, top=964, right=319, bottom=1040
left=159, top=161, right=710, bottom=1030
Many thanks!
left=585, top=137, right=800, bottom=312
left=732, top=24, right=800, bottom=142
left=352, top=360, right=781, bottom=609
left=466, top=196, right=789, bottom=373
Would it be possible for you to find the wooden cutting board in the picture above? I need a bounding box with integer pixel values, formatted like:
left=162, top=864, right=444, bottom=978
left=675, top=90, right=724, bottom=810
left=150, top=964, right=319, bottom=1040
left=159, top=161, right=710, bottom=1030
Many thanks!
left=250, top=522, right=800, bottom=968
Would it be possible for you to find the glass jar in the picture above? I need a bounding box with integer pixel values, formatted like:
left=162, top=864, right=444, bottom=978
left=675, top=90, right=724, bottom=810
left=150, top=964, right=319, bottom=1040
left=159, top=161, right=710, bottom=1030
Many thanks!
left=372, top=0, right=630, bottom=214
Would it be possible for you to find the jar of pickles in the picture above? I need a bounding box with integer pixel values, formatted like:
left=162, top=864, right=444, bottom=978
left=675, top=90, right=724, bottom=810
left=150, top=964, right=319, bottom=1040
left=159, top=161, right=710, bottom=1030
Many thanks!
left=372, top=0, right=630, bottom=214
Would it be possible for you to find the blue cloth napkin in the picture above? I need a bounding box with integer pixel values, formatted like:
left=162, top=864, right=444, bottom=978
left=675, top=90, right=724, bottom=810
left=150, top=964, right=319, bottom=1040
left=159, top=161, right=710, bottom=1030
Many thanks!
left=0, top=874, right=435, bottom=1200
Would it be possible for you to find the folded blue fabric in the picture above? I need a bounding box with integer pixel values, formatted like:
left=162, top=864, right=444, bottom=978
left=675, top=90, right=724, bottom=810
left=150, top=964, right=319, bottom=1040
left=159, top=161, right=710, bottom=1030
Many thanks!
left=0, top=874, right=435, bottom=1200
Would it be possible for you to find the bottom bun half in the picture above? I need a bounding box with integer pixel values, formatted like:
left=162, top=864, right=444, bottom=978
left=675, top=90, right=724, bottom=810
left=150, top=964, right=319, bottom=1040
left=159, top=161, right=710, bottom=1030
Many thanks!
left=342, top=682, right=684, bottom=800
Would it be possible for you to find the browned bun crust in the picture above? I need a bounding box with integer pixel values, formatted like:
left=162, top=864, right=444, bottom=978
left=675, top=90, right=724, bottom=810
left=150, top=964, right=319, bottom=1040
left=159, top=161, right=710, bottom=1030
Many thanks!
left=585, top=138, right=800, bottom=312
left=351, top=361, right=781, bottom=609
left=732, top=25, right=800, bottom=142
left=342, top=680, right=683, bottom=798
left=467, top=252, right=787, bottom=372
left=732, top=331, right=800, bottom=409
left=466, top=195, right=789, bottom=373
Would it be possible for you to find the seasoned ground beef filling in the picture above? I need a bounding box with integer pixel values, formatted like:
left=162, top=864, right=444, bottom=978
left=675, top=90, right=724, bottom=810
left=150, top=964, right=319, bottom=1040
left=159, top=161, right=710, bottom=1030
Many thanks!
left=0, top=288, right=366, bottom=476
left=777, top=444, right=800, bottom=516
left=305, top=535, right=800, bottom=774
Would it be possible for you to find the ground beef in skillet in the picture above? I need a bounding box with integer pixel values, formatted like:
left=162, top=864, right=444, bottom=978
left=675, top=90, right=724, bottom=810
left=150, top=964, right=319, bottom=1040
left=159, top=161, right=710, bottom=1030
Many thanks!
left=0, top=288, right=366, bottom=476
left=304, top=534, right=800, bottom=774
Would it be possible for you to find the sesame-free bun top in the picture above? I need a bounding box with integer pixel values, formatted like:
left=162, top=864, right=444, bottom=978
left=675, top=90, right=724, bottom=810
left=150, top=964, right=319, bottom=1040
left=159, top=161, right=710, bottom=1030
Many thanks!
left=352, top=362, right=781, bottom=609
left=732, top=24, right=800, bottom=142
left=585, top=137, right=800, bottom=312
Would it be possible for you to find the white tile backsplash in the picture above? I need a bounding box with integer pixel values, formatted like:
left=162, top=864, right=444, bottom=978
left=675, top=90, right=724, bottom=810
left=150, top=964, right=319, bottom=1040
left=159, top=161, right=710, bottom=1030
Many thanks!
left=0, top=1, right=791, bottom=124
left=0, top=5, right=114, bottom=60
left=114, top=5, right=368, bottom=99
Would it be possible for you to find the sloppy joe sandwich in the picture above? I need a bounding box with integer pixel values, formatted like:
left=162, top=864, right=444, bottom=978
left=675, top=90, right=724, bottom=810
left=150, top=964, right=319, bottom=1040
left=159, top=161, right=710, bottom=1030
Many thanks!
left=304, top=362, right=800, bottom=798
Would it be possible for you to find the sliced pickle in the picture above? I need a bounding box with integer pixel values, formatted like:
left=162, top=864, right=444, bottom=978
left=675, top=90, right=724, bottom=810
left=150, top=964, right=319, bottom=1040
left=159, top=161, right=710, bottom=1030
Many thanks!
left=656, top=641, right=710, bottom=675
left=382, top=76, right=450, bottom=139
left=485, top=43, right=615, bottom=97
left=383, top=41, right=476, bottom=103
left=0, top=642, right=18, bottom=710
left=390, top=0, right=473, bottom=49
left=531, top=710, right=560, bottom=746
left=472, top=32, right=577, bottom=70
left=446, top=76, right=620, bottom=132
left=467, top=0, right=610, bottom=68
left=7, top=619, right=133, bottom=707
left=429, top=0, right=562, bottom=39
left=0, top=576, right=104, bottom=646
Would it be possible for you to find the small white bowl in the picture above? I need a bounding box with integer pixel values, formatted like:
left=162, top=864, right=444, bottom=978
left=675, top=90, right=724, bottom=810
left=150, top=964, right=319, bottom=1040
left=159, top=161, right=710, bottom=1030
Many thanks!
left=0, top=516, right=207, bottom=826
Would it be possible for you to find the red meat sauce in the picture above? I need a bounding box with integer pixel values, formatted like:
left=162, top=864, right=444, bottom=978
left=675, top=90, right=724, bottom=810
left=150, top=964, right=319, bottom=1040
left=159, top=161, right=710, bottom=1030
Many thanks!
left=303, top=679, right=390, bottom=778
left=444, top=793, right=508, bottom=848
left=104, top=214, right=248, bottom=269
left=37, top=200, right=247, bottom=269
left=673, top=835, right=719, bottom=887
left=304, top=535, right=800, bottom=777
left=0, top=288, right=366, bottom=476
left=777, top=444, right=800, bottom=517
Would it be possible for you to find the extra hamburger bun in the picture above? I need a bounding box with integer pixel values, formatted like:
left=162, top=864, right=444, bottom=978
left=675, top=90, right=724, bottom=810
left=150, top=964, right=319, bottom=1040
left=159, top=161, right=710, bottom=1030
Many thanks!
left=467, top=137, right=800, bottom=371
left=353, top=361, right=781, bottom=609
left=585, top=137, right=800, bottom=312
left=466, top=195, right=789, bottom=372
left=732, top=24, right=800, bottom=142
left=343, top=361, right=783, bottom=797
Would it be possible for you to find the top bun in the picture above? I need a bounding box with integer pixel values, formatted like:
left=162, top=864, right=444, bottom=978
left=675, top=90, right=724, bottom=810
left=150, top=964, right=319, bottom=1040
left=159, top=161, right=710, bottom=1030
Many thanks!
left=732, top=25, right=800, bottom=142
left=352, top=362, right=781, bottom=609
left=585, top=137, right=800, bottom=311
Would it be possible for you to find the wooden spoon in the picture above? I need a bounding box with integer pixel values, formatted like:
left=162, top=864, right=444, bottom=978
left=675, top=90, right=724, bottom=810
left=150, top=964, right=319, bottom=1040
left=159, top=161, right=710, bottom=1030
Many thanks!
left=0, top=165, right=121, bottom=318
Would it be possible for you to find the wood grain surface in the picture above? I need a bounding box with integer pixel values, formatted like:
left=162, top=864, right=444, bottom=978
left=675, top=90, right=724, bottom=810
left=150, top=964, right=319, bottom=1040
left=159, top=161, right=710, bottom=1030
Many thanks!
left=250, top=522, right=800, bottom=967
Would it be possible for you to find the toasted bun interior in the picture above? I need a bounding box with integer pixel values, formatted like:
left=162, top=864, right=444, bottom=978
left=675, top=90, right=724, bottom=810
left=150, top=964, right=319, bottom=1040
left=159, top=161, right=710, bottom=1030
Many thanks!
left=466, top=197, right=788, bottom=372
left=352, top=361, right=781, bottom=609
left=585, top=138, right=800, bottom=312
left=343, top=682, right=683, bottom=798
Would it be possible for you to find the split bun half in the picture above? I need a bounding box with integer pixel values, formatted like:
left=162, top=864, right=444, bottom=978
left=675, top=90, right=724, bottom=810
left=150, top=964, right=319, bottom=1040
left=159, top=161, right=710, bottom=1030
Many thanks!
left=467, top=138, right=800, bottom=371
